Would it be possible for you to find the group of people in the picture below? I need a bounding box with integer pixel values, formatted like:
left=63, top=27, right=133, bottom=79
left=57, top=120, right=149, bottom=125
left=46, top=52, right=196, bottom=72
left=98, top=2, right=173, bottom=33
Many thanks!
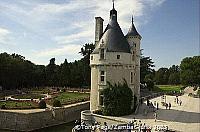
left=175, top=96, right=182, bottom=106
left=165, top=102, right=171, bottom=110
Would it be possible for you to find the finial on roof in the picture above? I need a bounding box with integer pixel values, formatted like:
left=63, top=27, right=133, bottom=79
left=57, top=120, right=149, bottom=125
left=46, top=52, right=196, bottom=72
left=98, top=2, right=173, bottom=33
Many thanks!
left=112, top=0, right=115, bottom=9
left=132, top=15, right=134, bottom=24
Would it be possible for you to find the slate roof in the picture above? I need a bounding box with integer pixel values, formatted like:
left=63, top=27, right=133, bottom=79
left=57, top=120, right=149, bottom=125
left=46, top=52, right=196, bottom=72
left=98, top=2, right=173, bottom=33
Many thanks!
left=92, top=7, right=131, bottom=54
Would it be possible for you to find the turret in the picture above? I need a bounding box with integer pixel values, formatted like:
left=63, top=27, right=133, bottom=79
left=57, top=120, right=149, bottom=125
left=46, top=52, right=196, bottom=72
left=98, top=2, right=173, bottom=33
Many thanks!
left=126, top=16, right=142, bottom=103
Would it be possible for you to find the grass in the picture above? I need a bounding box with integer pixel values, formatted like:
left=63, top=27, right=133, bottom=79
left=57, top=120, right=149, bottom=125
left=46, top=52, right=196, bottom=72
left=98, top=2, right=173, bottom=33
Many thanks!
left=48, top=92, right=90, bottom=105
left=13, top=94, right=45, bottom=99
left=0, top=101, right=38, bottom=109
left=153, top=85, right=183, bottom=92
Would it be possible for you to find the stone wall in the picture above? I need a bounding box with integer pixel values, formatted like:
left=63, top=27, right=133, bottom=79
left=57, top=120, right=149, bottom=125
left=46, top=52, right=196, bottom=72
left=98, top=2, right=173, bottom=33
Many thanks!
left=81, top=110, right=127, bottom=126
left=0, top=101, right=89, bottom=131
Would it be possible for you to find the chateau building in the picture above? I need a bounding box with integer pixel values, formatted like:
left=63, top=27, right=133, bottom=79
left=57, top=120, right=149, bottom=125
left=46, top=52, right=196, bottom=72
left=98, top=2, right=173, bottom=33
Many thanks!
left=90, top=3, right=141, bottom=111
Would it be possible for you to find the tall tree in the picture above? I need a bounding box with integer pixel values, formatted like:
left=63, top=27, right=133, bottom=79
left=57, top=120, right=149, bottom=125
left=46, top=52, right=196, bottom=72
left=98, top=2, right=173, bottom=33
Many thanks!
left=140, top=51, right=155, bottom=84
left=180, top=56, right=200, bottom=86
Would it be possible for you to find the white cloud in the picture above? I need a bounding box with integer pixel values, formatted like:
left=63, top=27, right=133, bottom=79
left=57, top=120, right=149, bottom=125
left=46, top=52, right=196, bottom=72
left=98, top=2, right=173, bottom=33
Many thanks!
left=0, top=27, right=11, bottom=44
left=36, top=44, right=82, bottom=57
left=0, top=0, right=166, bottom=65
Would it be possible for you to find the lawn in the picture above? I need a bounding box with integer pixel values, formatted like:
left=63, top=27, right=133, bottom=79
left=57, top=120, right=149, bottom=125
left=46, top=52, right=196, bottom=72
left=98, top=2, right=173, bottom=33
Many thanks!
left=48, top=92, right=90, bottom=105
left=153, top=85, right=183, bottom=92
left=13, top=94, right=45, bottom=99
left=0, top=101, right=38, bottom=109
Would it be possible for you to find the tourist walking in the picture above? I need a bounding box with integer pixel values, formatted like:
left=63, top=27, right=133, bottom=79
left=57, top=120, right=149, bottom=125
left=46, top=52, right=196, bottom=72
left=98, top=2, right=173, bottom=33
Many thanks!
left=179, top=100, right=182, bottom=106
left=154, top=101, right=156, bottom=107
left=156, top=102, right=159, bottom=110
left=169, top=103, right=171, bottom=110
left=154, top=112, right=157, bottom=122
left=165, top=103, right=168, bottom=109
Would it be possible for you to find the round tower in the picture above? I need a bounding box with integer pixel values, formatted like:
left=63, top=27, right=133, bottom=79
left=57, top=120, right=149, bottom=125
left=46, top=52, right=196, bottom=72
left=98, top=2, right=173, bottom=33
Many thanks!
left=126, top=16, right=142, bottom=103
left=90, top=4, right=135, bottom=111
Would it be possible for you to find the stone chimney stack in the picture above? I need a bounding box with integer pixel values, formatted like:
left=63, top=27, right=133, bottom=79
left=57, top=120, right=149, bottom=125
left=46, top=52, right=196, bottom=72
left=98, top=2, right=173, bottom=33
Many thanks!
left=95, top=17, right=104, bottom=46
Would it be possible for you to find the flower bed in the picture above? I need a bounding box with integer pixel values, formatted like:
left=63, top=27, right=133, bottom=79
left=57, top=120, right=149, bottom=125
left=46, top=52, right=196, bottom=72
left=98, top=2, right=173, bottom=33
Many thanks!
left=0, top=100, right=39, bottom=109
left=13, top=94, right=45, bottom=99
left=47, top=92, right=90, bottom=106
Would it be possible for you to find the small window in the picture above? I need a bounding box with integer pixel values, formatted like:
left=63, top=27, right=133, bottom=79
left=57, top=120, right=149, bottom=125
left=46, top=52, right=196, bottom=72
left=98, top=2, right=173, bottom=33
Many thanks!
left=130, top=72, right=133, bottom=84
left=117, top=55, right=120, bottom=59
left=100, top=49, right=105, bottom=59
left=100, top=71, right=105, bottom=83
left=91, top=56, right=93, bottom=60
left=99, top=93, right=104, bottom=106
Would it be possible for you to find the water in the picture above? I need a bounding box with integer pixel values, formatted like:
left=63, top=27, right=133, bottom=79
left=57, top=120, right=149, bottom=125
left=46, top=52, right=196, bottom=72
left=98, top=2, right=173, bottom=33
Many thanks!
left=0, top=121, right=75, bottom=132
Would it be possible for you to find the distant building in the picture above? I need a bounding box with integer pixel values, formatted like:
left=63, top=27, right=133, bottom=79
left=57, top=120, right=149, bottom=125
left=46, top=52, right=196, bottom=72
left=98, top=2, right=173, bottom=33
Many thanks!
left=90, top=2, right=141, bottom=111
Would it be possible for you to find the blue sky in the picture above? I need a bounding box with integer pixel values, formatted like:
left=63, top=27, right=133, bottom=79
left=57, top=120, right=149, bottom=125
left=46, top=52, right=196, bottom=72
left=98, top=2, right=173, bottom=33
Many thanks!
left=0, top=0, right=199, bottom=69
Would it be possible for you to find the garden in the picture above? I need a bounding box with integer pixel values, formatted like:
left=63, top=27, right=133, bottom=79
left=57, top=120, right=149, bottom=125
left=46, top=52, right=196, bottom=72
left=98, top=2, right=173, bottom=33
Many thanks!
left=0, top=88, right=90, bottom=109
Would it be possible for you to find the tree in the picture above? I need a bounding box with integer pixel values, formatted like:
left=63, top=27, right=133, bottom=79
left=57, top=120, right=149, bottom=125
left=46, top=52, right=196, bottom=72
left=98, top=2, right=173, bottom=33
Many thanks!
left=140, top=50, right=155, bottom=84
left=45, top=58, right=59, bottom=86
left=154, top=68, right=169, bottom=85
left=79, top=43, right=95, bottom=87
left=180, top=56, right=200, bottom=86
left=102, top=80, right=133, bottom=116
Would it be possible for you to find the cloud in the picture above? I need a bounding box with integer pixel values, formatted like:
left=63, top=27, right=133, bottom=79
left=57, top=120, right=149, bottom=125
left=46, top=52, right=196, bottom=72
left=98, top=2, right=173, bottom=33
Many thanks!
left=0, top=27, right=11, bottom=44
left=0, top=0, right=166, bottom=65
left=36, top=44, right=82, bottom=57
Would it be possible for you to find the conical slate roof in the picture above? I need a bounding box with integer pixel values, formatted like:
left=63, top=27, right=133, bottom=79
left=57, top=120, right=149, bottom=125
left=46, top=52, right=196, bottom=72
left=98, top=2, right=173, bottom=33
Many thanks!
left=92, top=7, right=131, bottom=54
left=126, top=17, right=141, bottom=37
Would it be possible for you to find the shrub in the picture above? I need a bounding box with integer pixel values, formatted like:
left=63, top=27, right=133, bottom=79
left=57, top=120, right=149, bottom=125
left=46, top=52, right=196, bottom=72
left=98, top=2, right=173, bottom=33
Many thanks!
left=1, top=104, right=6, bottom=109
left=38, top=100, right=46, bottom=109
left=93, top=109, right=103, bottom=115
left=102, top=80, right=133, bottom=116
left=53, top=99, right=62, bottom=107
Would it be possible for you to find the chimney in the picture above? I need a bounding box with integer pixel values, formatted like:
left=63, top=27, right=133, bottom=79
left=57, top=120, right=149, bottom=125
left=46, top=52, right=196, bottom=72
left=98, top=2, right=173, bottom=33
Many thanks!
left=95, top=17, right=104, bottom=46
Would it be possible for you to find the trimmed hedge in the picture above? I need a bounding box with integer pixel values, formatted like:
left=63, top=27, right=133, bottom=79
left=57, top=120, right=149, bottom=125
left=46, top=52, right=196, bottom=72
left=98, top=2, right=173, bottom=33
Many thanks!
left=39, top=100, right=46, bottom=109
left=53, top=99, right=62, bottom=107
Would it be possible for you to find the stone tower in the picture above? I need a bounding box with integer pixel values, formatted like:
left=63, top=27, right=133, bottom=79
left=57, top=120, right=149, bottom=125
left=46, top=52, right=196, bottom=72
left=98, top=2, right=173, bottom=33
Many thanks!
left=90, top=3, right=141, bottom=111
left=126, top=16, right=142, bottom=103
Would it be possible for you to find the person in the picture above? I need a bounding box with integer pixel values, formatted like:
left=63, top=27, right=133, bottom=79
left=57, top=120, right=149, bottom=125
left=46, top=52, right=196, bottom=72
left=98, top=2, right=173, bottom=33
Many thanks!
left=176, top=96, right=179, bottom=104
left=154, top=101, right=156, bottom=107
left=165, top=103, right=168, bottom=109
left=154, top=112, right=157, bottom=122
left=147, top=99, right=150, bottom=106
left=179, top=100, right=182, bottom=106
left=169, top=103, right=171, bottom=110
left=142, top=123, right=147, bottom=132
left=156, top=102, right=159, bottom=110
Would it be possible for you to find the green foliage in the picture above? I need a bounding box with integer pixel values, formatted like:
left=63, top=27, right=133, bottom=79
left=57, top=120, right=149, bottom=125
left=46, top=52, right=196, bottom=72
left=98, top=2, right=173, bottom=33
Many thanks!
left=1, top=104, right=6, bottom=109
left=102, top=80, right=133, bottom=116
left=53, top=92, right=89, bottom=105
left=140, top=51, right=155, bottom=84
left=155, top=65, right=180, bottom=85
left=180, top=56, right=200, bottom=86
left=53, top=99, right=62, bottom=107
left=153, top=85, right=182, bottom=93
left=14, top=94, right=45, bottom=99
left=0, top=101, right=38, bottom=109
left=197, top=89, right=200, bottom=96
left=0, top=43, right=95, bottom=89
left=39, top=100, right=46, bottom=109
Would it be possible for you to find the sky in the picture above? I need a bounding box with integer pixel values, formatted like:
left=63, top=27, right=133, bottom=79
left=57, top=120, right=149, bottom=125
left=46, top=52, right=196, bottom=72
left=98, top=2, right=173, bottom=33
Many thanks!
left=0, top=0, right=199, bottom=69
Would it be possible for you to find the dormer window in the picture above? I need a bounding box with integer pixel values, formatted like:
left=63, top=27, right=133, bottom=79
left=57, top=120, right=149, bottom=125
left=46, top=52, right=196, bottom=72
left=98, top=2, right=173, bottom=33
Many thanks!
left=100, top=48, right=105, bottom=59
